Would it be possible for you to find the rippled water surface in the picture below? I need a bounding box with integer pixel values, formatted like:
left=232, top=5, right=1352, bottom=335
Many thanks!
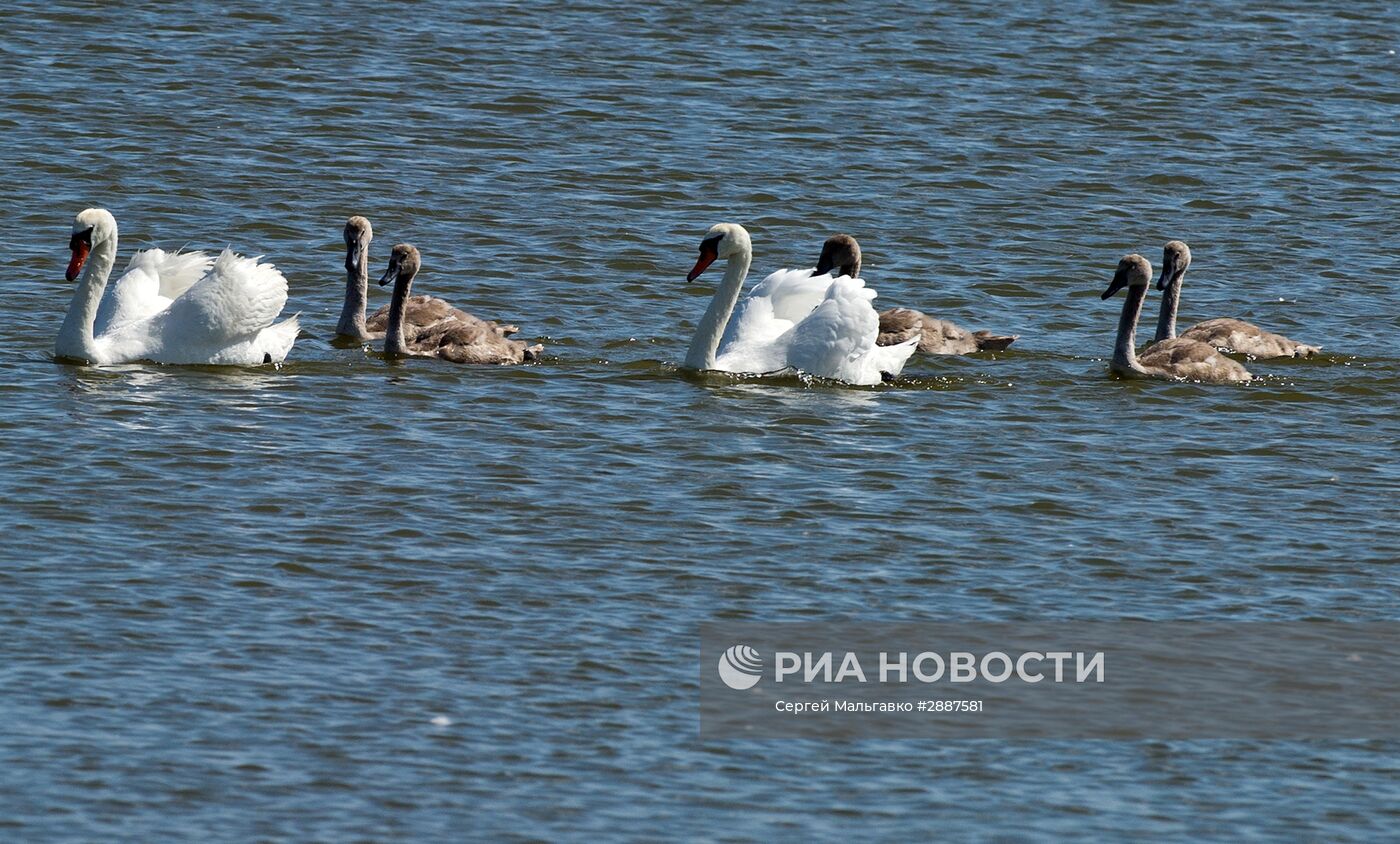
left=2, top=0, right=1399, bottom=839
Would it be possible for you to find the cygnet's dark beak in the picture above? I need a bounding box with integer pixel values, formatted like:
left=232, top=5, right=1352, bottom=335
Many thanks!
left=1102, top=266, right=1130, bottom=300
left=378, top=260, right=399, bottom=287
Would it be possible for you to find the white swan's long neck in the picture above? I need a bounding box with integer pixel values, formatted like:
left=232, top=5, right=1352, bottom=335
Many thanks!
left=337, top=244, right=370, bottom=338
left=385, top=271, right=413, bottom=358
left=684, top=248, right=751, bottom=371
left=1154, top=271, right=1182, bottom=342
left=1113, top=284, right=1150, bottom=376
left=55, top=235, right=118, bottom=362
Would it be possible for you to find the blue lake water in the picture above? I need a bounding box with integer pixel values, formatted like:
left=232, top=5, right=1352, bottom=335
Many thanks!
left=1, top=0, right=1398, bottom=839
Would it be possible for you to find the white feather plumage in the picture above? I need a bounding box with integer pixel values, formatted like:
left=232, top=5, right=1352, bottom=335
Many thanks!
left=57, top=209, right=299, bottom=366
left=688, top=223, right=916, bottom=385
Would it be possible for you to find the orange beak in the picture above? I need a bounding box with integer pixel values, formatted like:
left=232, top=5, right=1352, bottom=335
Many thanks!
left=66, top=232, right=91, bottom=282
left=687, top=239, right=719, bottom=282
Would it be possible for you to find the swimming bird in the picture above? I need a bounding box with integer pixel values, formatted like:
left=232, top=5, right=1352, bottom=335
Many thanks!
left=377, top=244, right=542, bottom=364
left=683, top=224, right=916, bottom=385
left=1101, top=253, right=1252, bottom=383
left=710, top=237, right=856, bottom=367
left=1152, top=240, right=1319, bottom=359
left=808, top=235, right=1017, bottom=355
left=56, top=208, right=298, bottom=365
left=335, top=216, right=514, bottom=344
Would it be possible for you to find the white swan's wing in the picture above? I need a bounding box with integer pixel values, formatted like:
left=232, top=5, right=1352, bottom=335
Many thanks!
left=134, top=248, right=214, bottom=299
left=787, top=276, right=877, bottom=378
left=751, top=267, right=833, bottom=323
left=94, top=263, right=160, bottom=334
left=719, top=266, right=832, bottom=354
left=94, top=249, right=215, bottom=334
left=719, top=293, right=787, bottom=351
left=202, top=315, right=301, bottom=365
left=713, top=295, right=795, bottom=374
left=165, top=249, right=288, bottom=344
left=786, top=275, right=902, bottom=385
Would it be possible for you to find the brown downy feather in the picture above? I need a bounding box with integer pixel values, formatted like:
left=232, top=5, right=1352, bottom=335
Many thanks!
left=877, top=308, right=1017, bottom=355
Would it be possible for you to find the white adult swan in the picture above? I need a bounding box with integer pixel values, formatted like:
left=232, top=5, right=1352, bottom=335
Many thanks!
left=683, top=223, right=916, bottom=385
left=378, top=244, right=542, bottom=364
left=335, top=216, right=518, bottom=344
left=1101, top=253, right=1252, bottom=383
left=807, top=234, right=1019, bottom=355
left=1152, top=240, right=1319, bottom=359
left=56, top=208, right=299, bottom=365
